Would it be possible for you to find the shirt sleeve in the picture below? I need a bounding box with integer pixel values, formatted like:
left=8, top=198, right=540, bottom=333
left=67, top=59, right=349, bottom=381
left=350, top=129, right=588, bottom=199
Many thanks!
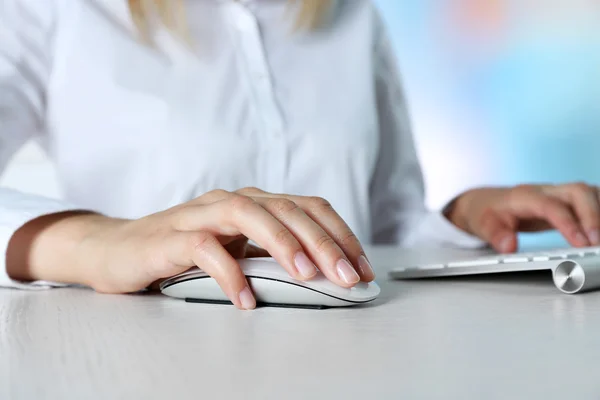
left=0, top=0, right=76, bottom=289
left=368, top=6, right=486, bottom=249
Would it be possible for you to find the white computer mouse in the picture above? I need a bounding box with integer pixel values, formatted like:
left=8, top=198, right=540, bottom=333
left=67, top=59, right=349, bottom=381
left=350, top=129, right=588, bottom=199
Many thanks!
left=160, top=257, right=380, bottom=309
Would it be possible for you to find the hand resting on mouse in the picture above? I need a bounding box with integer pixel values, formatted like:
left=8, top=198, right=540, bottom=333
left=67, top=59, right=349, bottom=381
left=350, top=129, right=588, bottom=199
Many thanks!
left=7, top=187, right=375, bottom=310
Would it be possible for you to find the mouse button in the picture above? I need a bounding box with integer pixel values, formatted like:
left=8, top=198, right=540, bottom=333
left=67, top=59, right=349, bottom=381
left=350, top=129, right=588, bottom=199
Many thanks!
left=299, top=274, right=352, bottom=295
left=237, top=257, right=277, bottom=269
left=247, top=277, right=352, bottom=307
left=159, top=267, right=207, bottom=289
left=238, top=258, right=295, bottom=279
left=349, top=281, right=381, bottom=300
left=302, top=278, right=380, bottom=301
left=161, top=275, right=227, bottom=300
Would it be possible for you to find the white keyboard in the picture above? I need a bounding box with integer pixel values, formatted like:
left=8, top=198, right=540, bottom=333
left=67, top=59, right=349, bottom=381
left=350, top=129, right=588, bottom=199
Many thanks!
left=388, top=246, right=600, bottom=294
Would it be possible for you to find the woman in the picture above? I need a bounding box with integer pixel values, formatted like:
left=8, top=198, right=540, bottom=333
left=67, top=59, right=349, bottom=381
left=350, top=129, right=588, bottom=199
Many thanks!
left=1, top=0, right=598, bottom=309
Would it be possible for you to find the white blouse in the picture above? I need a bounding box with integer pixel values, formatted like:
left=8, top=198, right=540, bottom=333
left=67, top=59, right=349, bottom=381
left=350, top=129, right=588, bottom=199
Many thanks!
left=0, top=0, right=483, bottom=289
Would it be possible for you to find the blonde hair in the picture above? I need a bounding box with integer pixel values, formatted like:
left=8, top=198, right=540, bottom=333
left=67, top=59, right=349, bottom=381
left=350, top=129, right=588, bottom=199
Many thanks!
left=128, top=0, right=333, bottom=42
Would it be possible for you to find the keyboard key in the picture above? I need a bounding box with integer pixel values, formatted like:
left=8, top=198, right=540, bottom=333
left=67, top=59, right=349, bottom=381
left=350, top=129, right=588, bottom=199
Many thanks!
left=448, top=259, right=499, bottom=267
left=565, top=252, right=584, bottom=258
left=532, top=255, right=550, bottom=261
left=544, top=249, right=571, bottom=258
left=507, top=251, right=538, bottom=259
left=502, top=256, right=530, bottom=263
left=419, top=264, right=445, bottom=270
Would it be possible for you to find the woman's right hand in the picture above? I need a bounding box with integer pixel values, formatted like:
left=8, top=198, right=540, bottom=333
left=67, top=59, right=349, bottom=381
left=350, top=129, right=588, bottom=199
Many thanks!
left=7, top=188, right=375, bottom=309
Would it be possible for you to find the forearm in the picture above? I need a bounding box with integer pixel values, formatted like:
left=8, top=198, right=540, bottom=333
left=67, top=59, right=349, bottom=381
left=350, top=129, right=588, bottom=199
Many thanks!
left=6, top=211, right=109, bottom=286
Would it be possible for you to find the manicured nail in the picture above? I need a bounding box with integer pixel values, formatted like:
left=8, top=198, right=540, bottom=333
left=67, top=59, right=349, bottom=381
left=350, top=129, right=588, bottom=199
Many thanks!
left=587, top=229, right=600, bottom=245
left=358, top=255, right=375, bottom=279
left=294, top=252, right=318, bottom=278
left=239, top=287, right=256, bottom=310
left=336, top=259, right=360, bottom=284
left=575, top=231, right=589, bottom=246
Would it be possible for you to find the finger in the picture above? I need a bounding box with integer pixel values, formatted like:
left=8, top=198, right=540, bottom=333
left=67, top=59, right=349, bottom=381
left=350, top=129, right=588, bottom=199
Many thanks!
left=294, top=196, right=374, bottom=281
left=173, top=195, right=323, bottom=283
left=475, top=208, right=519, bottom=253
left=201, top=188, right=370, bottom=280
left=509, top=191, right=589, bottom=247
left=246, top=193, right=374, bottom=282
left=253, top=196, right=362, bottom=286
left=165, top=231, right=256, bottom=310
left=183, top=190, right=366, bottom=285
left=549, top=184, right=600, bottom=245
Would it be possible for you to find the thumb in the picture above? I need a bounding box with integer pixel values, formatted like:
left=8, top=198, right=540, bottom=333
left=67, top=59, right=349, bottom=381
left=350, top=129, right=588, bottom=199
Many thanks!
left=477, top=210, right=519, bottom=253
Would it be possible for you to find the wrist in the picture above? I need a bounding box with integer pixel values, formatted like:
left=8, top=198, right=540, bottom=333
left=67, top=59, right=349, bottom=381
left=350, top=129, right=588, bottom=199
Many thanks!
left=6, top=211, right=123, bottom=286
left=443, top=192, right=473, bottom=235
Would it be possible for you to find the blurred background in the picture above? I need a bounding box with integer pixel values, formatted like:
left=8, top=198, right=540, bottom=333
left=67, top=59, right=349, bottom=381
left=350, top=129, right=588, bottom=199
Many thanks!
left=2, top=0, right=600, bottom=248
left=375, top=0, right=600, bottom=247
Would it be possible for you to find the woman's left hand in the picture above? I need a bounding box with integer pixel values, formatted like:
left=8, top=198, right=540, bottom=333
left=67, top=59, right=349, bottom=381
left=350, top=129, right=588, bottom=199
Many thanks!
left=445, top=182, right=600, bottom=253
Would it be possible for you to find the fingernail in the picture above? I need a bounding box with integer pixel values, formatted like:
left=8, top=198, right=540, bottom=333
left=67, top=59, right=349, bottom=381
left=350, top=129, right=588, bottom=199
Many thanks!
left=358, top=255, right=375, bottom=279
left=587, top=230, right=600, bottom=245
left=294, top=252, right=318, bottom=278
left=336, top=259, right=360, bottom=284
left=575, top=231, right=589, bottom=246
left=238, top=287, right=256, bottom=310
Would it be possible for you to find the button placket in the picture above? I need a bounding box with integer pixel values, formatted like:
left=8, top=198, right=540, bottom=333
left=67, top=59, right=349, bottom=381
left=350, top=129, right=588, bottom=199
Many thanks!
left=226, top=2, right=287, bottom=193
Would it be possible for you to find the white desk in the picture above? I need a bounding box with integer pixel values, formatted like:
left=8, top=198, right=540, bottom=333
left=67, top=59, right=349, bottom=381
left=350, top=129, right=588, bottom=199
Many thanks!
left=2, top=246, right=599, bottom=400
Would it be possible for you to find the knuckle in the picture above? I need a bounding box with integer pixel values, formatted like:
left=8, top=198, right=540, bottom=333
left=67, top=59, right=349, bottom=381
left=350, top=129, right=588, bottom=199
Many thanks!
left=338, top=230, right=360, bottom=248
left=506, top=188, right=525, bottom=205
left=514, top=184, right=535, bottom=193
left=206, top=189, right=230, bottom=198
left=273, top=228, right=296, bottom=247
left=237, top=186, right=263, bottom=196
left=569, top=182, right=589, bottom=192
left=228, top=194, right=257, bottom=212
left=307, top=196, right=333, bottom=211
left=267, top=198, right=299, bottom=215
left=314, top=234, right=336, bottom=254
